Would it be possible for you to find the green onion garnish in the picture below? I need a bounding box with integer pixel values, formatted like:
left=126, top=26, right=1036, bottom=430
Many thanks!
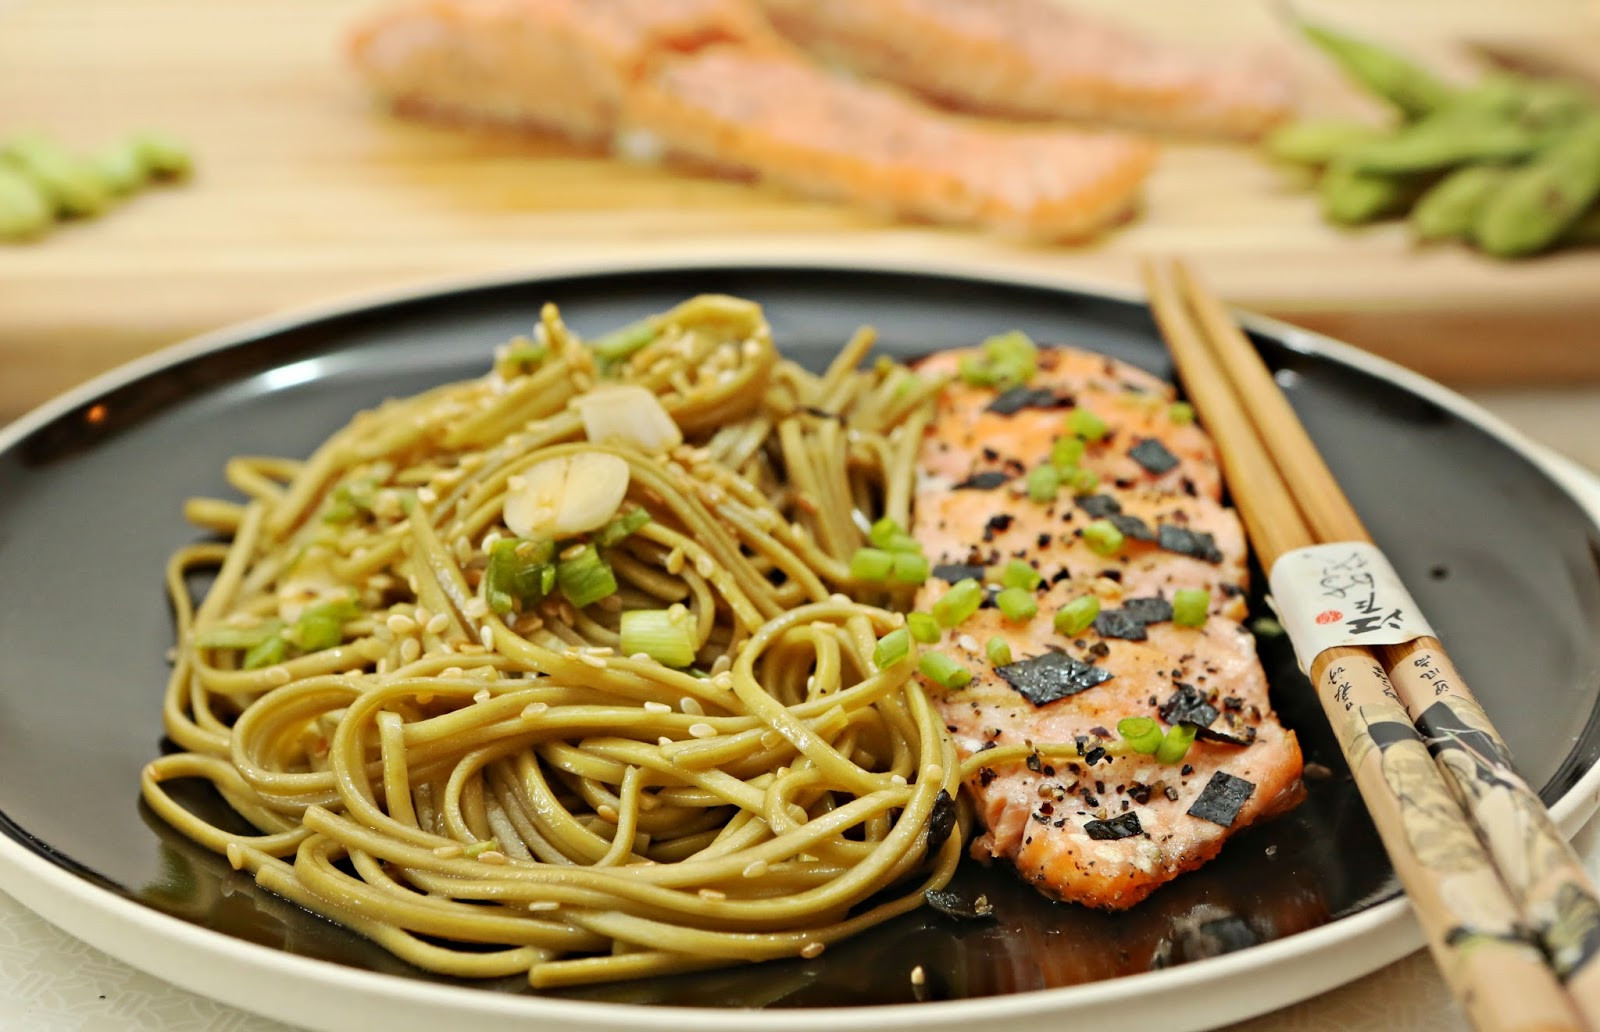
left=868, top=517, right=907, bottom=550
left=194, top=619, right=284, bottom=650
left=322, top=477, right=378, bottom=524
left=1082, top=519, right=1124, bottom=556
left=1000, top=560, right=1042, bottom=591
left=985, top=636, right=1012, bottom=666
left=589, top=320, right=657, bottom=365
left=958, top=354, right=1000, bottom=387
left=1054, top=595, right=1100, bottom=636
left=1168, top=401, right=1195, bottom=425
left=1068, top=407, right=1108, bottom=442
left=619, top=608, right=698, bottom=667
left=1156, top=723, right=1198, bottom=764
left=919, top=651, right=972, bottom=690
left=995, top=586, right=1038, bottom=622
left=496, top=339, right=547, bottom=377
left=1172, top=588, right=1209, bottom=627
left=1117, top=716, right=1163, bottom=754
left=556, top=545, right=618, bottom=608
left=243, top=634, right=288, bottom=670
left=1068, top=467, right=1099, bottom=494
left=850, top=547, right=895, bottom=582
left=1026, top=464, right=1060, bottom=502
left=932, top=578, right=984, bottom=628
left=981, top=330, right=1038, bottom=389
left=1052, top=435, right=1086, bottom=470
left=287, top=598, right=361, bottom=653
left=907, top=612, right=941, bottom=644
left=460, top=838, right=501, bottom=859
left=594, top=507, right=651, bottom=547
left=873, top=627, right=911, bottom=668
left=486, top=538, right=557, bottom=615
left=890, top=552, right=930, bottom=585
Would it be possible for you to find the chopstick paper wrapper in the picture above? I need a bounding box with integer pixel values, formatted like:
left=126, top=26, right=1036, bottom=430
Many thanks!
left=1268, top=542, right=1434, bottom=673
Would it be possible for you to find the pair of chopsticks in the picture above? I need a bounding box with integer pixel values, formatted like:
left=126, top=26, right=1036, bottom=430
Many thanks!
left=1142, top=258, right=1600, bottom=1032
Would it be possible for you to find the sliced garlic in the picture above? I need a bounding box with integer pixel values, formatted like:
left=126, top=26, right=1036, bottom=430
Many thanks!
left=504, top=452, right=630, bottom=539
left=574, top=384, right=682, bottom=454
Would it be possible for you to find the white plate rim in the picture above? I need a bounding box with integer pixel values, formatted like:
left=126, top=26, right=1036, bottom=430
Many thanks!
left=2, top=252, right=1598, bottom=1032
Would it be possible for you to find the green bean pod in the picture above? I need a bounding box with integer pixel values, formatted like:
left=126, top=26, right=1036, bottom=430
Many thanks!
left=1344, top=112, right=1546, bottom=174
left=1264, top=120, right=1384, bottom=166
left=0, top=166, right=53, bottom=240
left=129, top=131, right=193, bottom=180
left=1411, top=165, right=1512, bottom=241
left=95, top=142, right=150, bottom=195
left=0, top=134, right=111, bottom=217
left=1301, top=21, right=1457, bottom=120
left=1320, top=159, right=1421, bottom=225
left=1476, top=116, right=1600, bottom=257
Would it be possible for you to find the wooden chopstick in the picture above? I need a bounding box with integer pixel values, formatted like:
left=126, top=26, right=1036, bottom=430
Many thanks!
left=1166, top=258, right=1600, bottom=1027
left=1142, top=257, right=1588, bottom=1032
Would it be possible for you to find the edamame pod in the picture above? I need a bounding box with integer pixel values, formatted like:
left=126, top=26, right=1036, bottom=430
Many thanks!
left=0, top=133, right=111, bottom=217
left=96, top=142, right=149, bottom=195
left=1302, top=22, right=1457, bottom=120
left=1320, top=159, right=1420, bottom=225
left=1476, top=116, right=1600, bottom=256
left=1264, top=120, right=1383, bottom=166
left=1411, top=165, right=1511, bottom=241
left=0, top=166, right=53, bottom=240
left=1345, top=111, right=1546, bottom=174
left=129, top=131, right=193, bottom=179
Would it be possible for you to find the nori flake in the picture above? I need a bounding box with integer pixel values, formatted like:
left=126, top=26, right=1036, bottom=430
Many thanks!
left=1109, top=513, right=1155, bottom=542
left=1187, top=771, right=1255, bottom=827
left=1121, top=596, right=1173, bottom=624
left=954, top=471, right=1009, bottom=491
left=1157, top=524, right=1223, bottom=563
left=1083, top=812, right=1143, bottom=840
left=996, top=651, right=1113, bottom=706
left=1094, top=608, right=1150, bottom=641
left=986, top=387, right=1066, bottom=415
left=1195, top=723, right=1258, bottom=747
left=1128, top=437, right=1180, bottom=475
left=1077, top=494, right=1123, bottom=518
left=931, top=563, right=987, bottom=583
left=925, top=789, right=957, bottom=856
left=924, top=888, right=997, bottom=922
left=1160, top=683, right=1219, bottom=728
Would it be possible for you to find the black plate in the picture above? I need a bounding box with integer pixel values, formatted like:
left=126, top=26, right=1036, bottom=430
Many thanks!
left=3, top=264, right=1599, bottom=1009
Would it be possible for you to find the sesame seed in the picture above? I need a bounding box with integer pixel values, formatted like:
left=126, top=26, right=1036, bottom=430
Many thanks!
left=923, top=763, right=945, bottom=783
left=473, top=689, right=492, bottom=704
left=709, top=655, right=732, bottom=676
left=425, top=613, right=450, bottom=636
left=432, top=844, right=463, bottom=858
left=521, top=703, right=548, bottom=719
left=480, top=625, right=496, bottom=651
left=416, top=487, right=437, bottom=505
left=742, top=860, right=768, bottom=879
left=440, top=666, right=464, bottom=678
left=387, top=614, right=417, bottom=634
left=711, top=673, right=734, bottom=691
left=464, top=597, right=489, bottom=620
left=628, top=652, right=652, bottom=662
left=890, top=774, right=907, bottom=786
left=559, top=542, right=587, bottom=562
left=595, top=805, right=619, bottom=823
left=399, top=638, right=422, bottom=663
left=678, top=696, right=704, bottom=716
left=643, top=701, right=672, bottom=713
left=694, top=555, right=715, bottom=578
left=263, top=666, right=292, bottom=686
left=800, top=942, right=825, bottom=959
left=910, top=965, right=926, bottom=986
left=957, top=634, right=979, bottom=652
left=658, top=736, right=673, bottom=746
left=665, top=548, right=686, bottom=575
left=476, top=850, right=509, bottom=865
left=697, top=888, right=726, bottom=900
left=688, top=723, right=716, bottom=739
left=526, top=901, right=560, bottom=912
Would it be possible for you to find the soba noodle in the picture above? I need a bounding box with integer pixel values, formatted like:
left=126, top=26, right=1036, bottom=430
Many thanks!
left=141, top=294, right=970, bottom=987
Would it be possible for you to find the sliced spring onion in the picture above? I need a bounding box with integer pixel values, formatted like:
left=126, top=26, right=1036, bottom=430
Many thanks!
left=1026, top=464, right=1060, bottom=502
left=288, top=598, right=361, bottom=653
left=556, top=545, right=618, bottom=608
left=932, top=578, right=984, bottom=628
left=243, top=634, right=288, bottom=670
left=1000, top=559, right=1042, bottom=591
left=958, top=354, right=1000, bottom=387
left=918, top=650, right=973, bottom=690
left=1155, top=723, right=1198, bottom=764
left=595, top=507, right=652, bottom=547
left=995, top=586, right=1038, bottom=622
left=869, top=516, right=906, bottom=550
left=589, top=320, right=657, bottom=365
left=1051, top=435, right=1085, bottom=470
left=1054, top=594, right=1101, bottom=636
left=1082, top=518, right=1124, bottom=557
left=890, top=552, right=930, bottom=585
left=486, top=538, right=556, bottom=614
left=460, top=838, right=501, bottom=859
left=907, top=612, right=941, bottom=644
left=985, top=636, right=1013, bottom=666
left=873, top=627, right=912, bottom=668
left=322, top=477, right=378, bottom=524
left=1068, top=407, right=1108, bottom=442
left=1169, top=401, right=1195, bottom=425
left=1067, top=467, right=1099, bottom=494
left=850, top=547, right=894, bottom=581
left=1117, top=716, right=1163, bottom=755
left=619, top=609, right=698, bottom=667
left=981, top=330, right=1037, bottom=389
left=194, top=619, right=284, bottom=650
left=1172, top=588, right=1209, bottom=627
left=496, top=339, right=547, bottom=377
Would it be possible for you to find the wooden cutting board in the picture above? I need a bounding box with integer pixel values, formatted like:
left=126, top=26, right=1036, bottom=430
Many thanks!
left=2, top=0, right=1598, bottom=420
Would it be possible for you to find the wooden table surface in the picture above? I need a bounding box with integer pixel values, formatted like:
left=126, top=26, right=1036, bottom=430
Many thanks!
left=3, top=0, right=1600, bottom=425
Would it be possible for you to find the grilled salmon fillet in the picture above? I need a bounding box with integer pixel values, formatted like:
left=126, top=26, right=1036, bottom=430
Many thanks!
left=347, top=0, right=1157, bottom=240
left=912, top=344, right=1303, bottom=909
left=753, top=0, right=1293, bottom=140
